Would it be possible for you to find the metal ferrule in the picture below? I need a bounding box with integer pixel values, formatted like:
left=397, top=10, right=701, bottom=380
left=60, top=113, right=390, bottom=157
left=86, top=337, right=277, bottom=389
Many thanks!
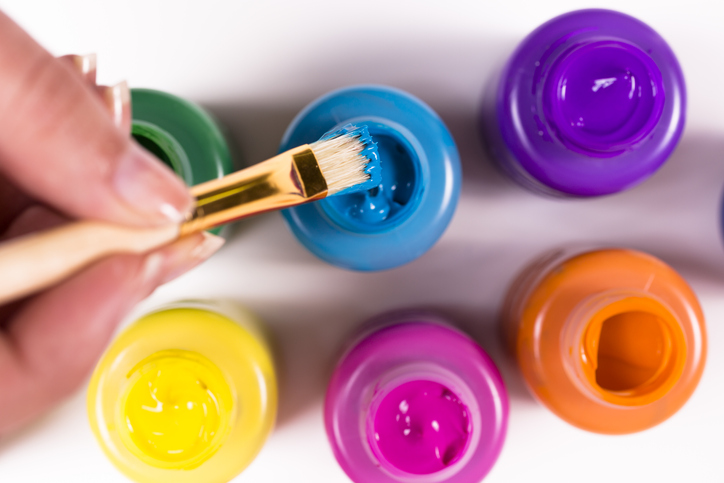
left=179, top=145, right=328, bottom=236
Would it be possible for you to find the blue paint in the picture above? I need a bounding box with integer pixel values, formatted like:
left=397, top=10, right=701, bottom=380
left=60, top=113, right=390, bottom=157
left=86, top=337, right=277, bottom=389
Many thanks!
left=323, top=120, right=419, bottom=229
left=280, top=85, right=461, bottom=271
left=321, top=124, right=382, bottom=196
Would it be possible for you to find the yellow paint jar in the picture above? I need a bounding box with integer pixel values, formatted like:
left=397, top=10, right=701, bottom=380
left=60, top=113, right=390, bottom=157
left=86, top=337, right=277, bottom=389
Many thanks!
left=87, top=301, right=277, bottom=483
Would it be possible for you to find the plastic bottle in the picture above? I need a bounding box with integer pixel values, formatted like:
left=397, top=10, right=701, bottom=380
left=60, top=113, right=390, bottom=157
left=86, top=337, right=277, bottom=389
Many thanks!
left=482, top=9, right=686, bottom=197
left=87, top=301, right=277, bottom=483
left=503, top=248, right=706, bottom=433
left=280, top=85, right=461, bottom=270
left=325, top=313, right=507, bottom=482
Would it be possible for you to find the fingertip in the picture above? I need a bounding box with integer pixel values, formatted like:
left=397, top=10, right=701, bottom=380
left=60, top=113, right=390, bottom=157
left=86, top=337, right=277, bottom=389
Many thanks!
left=112, top=142, right=194, bottom=225
left=58, top=53, right=96, bottom=84
left=157, top=231, right=226, bottom=284
left=95, top=80, right=131, bottom=133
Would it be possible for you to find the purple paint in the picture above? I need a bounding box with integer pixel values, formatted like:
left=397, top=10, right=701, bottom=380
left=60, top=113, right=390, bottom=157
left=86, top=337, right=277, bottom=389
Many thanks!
left=371, top=380, right=471, bottom=475
left=481, top=9, right=686, bottom=197
left=325, top=315, right=508, bottom=483
left=544, top=40, right=665, bottom=156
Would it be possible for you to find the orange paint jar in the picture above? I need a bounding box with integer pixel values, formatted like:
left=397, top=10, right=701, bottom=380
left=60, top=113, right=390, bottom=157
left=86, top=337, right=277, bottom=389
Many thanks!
left=503, top=248, right=707, bottom=434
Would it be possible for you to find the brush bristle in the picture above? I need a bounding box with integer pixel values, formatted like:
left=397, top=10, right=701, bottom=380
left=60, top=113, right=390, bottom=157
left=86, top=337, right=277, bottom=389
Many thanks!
left=310, top=124, right=380, bottom=196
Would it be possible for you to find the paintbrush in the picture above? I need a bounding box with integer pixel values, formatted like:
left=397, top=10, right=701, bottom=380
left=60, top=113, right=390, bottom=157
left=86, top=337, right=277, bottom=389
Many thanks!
left=0, top=124, right=380, bottom=304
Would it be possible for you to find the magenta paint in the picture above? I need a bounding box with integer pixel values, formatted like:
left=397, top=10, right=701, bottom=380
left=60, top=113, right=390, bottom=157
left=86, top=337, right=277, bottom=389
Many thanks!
left=371, top=380, right=471, bottom=475
left=325, top=315, right=508, bottom=483
left=481, top=9, right=686, bottom=197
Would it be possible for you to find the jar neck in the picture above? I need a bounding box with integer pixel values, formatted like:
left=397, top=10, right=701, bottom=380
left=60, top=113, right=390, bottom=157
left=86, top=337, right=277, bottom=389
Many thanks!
left=561, top=290, right=687, bottom=407
left=131, top=120, right=193, bottom=184
left=363, top=362, right=480, bottom=482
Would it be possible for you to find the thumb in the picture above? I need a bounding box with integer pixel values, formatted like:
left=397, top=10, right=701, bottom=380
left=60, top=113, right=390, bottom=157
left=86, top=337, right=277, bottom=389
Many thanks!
left=0, top=12, right=192, bottom=227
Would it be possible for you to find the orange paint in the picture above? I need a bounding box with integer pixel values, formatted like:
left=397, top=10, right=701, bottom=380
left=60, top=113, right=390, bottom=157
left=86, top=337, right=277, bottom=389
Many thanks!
left=502, top=248, right=706, bottom=434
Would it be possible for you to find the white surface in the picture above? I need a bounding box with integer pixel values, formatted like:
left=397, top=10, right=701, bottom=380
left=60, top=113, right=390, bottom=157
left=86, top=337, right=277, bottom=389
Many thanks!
left=0, top=0, right=723, bottom=481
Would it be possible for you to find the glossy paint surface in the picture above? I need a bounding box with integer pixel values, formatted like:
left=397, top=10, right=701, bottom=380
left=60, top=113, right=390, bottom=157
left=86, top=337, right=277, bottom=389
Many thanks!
left=122, top=350, right=232, bottom=467
left=372, top=380, right=471, bottom=475
left=325, top=130, right=416, bottom=225
left=544, top=40, right=664, bottom=156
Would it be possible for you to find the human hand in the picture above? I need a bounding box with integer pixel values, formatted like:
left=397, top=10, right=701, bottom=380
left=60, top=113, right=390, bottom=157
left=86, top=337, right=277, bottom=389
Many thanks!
left=0, top=11, right=223, bottom=435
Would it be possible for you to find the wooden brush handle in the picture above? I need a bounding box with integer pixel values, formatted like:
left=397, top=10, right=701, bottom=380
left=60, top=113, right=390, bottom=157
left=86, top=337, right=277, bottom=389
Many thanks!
left=0, top=221, right=179, bottom=305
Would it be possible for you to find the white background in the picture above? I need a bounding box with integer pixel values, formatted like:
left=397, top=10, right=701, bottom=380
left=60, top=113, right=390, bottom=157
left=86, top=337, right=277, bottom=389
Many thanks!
left=0, top=0, right=723, bottom=481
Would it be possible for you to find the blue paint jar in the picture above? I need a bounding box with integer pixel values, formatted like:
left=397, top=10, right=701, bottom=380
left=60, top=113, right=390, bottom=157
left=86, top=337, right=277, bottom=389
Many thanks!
left=280, top=86, right=461, bottom=271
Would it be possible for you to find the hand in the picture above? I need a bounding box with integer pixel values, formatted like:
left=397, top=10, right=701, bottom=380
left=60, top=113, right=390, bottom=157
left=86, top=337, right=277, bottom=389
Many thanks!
left=0, top=11, right=223, bottom=435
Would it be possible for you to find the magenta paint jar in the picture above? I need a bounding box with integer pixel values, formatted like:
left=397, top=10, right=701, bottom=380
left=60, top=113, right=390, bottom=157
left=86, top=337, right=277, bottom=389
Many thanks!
left=481, top=9, right=686, bottom=197
left=325, top=315, right=508, bottom=483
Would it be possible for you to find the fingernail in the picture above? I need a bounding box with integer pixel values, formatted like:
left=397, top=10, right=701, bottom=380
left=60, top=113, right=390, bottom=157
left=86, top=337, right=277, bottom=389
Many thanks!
left=62, top=53, right=97, bottom=84
left=160, top=232, right=226, bottom=284
left=78, top=53, right=97, bottom=84
left=97, top=81, right=131, bottom=133
left=112, top=142, right=193, bottom=225
left=141, top=251, right=165, bottom=284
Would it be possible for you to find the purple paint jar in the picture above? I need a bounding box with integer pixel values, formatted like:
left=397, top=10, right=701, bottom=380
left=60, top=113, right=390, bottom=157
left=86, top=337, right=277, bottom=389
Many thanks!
left=325, top=315, right=508, bottom=483
left=482, top=9, right=686, bottom=197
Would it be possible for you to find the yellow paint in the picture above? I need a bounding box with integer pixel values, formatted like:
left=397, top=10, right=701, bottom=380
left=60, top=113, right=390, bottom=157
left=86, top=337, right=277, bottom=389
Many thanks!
left=122, top=350, right=232, bottom=468
left=87, top=303, right=277, bottom=483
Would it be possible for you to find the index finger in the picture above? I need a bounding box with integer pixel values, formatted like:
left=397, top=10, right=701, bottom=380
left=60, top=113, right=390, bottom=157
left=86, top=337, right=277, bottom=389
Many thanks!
left=0, top=11, right=191, bottom=227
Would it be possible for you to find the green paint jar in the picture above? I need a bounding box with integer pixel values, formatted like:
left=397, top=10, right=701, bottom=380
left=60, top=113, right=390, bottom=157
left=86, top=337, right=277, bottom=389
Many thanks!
left=130, top=88, right=235, bottom=235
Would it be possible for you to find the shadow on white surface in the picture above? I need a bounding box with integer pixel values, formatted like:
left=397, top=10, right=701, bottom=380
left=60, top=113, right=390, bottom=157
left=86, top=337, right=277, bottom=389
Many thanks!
left=202, top=85, right=724, bottom=429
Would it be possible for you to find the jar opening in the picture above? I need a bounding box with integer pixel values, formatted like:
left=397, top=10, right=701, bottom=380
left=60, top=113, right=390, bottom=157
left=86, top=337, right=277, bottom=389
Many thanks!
left=543, top=40, right=665, bottom=157
left=369, top=379, right=471, bottom=475
left=320, top=119, right=421, bottom=232
left=134, top=132, right=173, bottom=168
left=577, top=295, right=687, bottom=406
left=119, top=349, right=233, bottom=470
left=131, top=121, right=191, bottom=183
left=595, top=311, right=667, bottom=391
